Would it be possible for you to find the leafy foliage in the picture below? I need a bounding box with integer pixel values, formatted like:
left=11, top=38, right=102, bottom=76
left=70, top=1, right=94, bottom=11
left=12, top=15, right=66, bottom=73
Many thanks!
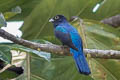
left=0, top=0, right=120, bottom=80
left=15, top=19, right=120, bottom=80
left=0, top=45, right=12, bottom=63
left=0, top=13, right=6, bottom=28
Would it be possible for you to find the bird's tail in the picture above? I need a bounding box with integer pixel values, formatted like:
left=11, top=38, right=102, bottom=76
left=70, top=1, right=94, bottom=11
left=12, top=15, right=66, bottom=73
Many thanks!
left=71, top=49, right=91, bottom=75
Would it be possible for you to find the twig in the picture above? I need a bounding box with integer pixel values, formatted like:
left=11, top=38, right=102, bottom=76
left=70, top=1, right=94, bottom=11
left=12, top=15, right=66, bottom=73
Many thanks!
left=101, top=14, right=120, bottom=28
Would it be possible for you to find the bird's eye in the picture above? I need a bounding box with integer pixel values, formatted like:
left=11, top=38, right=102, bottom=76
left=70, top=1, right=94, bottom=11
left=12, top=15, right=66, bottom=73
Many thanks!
left=55, top=16, right=59, bottom=19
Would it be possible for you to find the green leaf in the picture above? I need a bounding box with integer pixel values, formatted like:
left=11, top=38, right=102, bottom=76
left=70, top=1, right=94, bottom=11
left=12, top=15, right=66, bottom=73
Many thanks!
left=0, top=0, right=41, bottom=21
left=96, top=59, right=120, bottom=79
left=89, top=59, right=118, bottom=80
left=21, top=0, right=99, bottom=39
left=0, top=68, right=19, bottom=79
left=0, top=0, right=120, bottom=79
left=71, top=18, right=120, bottom=80
left=11, top=39, right=51, bottom=61
left=83, top=19, right=120, bottom=50
left=0, top=13, right=6, bottom=27
left=0, top=0, right=120, bottom=21
left=9, top=19, right=120, bottom=79
left=0, top=45, right=12, bottom=63
left=13, top=46, right=51, bottom=61
left=21, top=0, right=120, bottom=40
left=17, top=54, right=93, bottom=80
left=4, top=6, right=22, bottom=20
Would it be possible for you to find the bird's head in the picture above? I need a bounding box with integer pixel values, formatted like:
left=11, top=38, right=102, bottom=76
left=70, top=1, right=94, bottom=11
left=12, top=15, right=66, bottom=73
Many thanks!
left=49, top=15, right=67, bottom=26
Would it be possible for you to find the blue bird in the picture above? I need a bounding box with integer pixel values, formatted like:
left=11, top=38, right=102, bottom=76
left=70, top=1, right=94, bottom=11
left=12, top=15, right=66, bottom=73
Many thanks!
left=49, top=15, right=91, bottom=75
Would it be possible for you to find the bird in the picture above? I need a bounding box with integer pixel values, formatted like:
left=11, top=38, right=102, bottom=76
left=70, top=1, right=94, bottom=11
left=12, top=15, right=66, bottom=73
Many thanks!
left=49, top=15, right=91, bottom=75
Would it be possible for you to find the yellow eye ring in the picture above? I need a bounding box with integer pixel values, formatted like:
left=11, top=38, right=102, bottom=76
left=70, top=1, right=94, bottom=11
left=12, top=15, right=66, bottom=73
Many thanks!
left=55, top=16, right=59, bottom=19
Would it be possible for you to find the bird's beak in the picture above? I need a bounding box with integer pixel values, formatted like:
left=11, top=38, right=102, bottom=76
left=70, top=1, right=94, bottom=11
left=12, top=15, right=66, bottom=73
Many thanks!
left=49, top=18, right=54, bottom=22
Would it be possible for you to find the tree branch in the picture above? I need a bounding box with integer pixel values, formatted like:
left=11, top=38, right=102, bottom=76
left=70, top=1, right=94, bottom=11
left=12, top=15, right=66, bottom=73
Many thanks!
left=101, top=14, right=120, bottom=28
left=0, top=29, right=120, bottom=59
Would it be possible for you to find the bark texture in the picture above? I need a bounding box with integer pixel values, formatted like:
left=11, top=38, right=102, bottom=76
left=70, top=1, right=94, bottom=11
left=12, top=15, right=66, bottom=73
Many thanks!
left=0, top=29, right=120, bottom=59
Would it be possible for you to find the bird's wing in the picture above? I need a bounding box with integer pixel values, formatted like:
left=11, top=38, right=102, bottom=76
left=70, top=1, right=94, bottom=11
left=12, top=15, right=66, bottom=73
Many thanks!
left=69, top=32, right=83, bottom=51
left=55, top=26, right=78, bottom=51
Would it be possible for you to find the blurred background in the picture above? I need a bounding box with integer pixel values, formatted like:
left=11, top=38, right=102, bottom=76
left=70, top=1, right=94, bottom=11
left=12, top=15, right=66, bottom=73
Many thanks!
left=0, top=0, right=120, bottom=80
